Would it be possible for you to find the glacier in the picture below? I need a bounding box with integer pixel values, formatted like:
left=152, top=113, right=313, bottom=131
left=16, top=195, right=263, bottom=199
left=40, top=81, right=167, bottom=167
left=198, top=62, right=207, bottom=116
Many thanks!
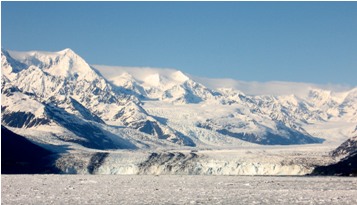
left=1, top=48, right=356, bottom=175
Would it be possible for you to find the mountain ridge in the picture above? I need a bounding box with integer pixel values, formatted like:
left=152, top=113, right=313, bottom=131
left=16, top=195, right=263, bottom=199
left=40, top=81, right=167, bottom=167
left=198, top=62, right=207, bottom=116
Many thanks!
left=2, top=48, right=356, bottom=151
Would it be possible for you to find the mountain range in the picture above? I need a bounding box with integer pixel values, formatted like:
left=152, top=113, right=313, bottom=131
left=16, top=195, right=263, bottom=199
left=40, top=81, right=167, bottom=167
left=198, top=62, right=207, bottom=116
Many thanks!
left=2, top=48, right=357, bottom=152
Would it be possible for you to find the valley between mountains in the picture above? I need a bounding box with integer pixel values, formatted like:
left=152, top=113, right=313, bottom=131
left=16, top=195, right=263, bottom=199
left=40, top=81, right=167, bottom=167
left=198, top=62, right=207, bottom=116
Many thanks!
left=1, top=48, right=356, bottom=175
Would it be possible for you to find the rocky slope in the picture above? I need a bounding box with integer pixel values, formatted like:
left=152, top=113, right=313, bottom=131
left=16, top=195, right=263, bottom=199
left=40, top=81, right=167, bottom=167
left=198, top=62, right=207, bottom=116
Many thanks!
left=311, top=136, right=357, bottom=176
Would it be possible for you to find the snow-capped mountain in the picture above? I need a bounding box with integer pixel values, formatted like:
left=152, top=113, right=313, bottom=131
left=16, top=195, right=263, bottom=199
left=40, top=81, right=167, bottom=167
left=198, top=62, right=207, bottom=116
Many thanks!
left=2, top=48, right=356, bottom=151
left=1, top=49, right=193, bottom=149
left=95, top=65, right=219, bottom=104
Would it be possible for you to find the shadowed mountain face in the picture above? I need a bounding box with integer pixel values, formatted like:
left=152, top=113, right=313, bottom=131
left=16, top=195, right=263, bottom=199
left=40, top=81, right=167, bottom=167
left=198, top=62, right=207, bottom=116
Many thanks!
left=331, top=136, right=357, bottom=158
left=311, top=153, right=357, bottom=176
left=311, top=136, right=357, bottom=176
left=1, top=126, right=60, bottom=174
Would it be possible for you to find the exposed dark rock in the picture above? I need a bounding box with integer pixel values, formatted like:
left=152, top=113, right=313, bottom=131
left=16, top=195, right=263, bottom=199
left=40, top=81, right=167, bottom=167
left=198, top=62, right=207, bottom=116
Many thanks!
left=87, top=152, right=109, bottom=174
left=44, top=105, right=136, bottom=150
left=331, top=136, right=357, bottom=158
left=310, top=136, right=357, bottom=176
left=69, top=97, right=105, bottom=124
left=310, top=152, right=357, bottom=176
left=2, top=111, right=51, bottom=128
left=138, top=152, right=200, bottom=174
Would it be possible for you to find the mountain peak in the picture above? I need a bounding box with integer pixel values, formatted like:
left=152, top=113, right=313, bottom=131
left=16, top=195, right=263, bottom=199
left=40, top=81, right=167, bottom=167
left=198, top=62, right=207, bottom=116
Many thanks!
left=57, top=48, right=76, bottom=56
left=1, top=49, right=28, bottom=77
left=143, top=73, right=173, bottom=88
left=59, top=48, right=73, bottom=52
left=171, top=70, right=189, bottom=82
left=5, top=48, right=98, bottom=80
left=2, top=48, right=357, bottom=151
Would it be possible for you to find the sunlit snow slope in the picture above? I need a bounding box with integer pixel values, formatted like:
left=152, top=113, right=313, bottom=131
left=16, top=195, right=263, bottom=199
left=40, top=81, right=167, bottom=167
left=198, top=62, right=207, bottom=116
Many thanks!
left=2, top=48, right=356, bottom=153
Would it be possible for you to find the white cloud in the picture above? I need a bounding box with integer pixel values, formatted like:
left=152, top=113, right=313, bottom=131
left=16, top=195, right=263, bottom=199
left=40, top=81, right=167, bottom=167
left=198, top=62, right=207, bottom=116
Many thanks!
left=93, top=64, right=353, bottom=97
left=185, top=76, right=352, bottom=97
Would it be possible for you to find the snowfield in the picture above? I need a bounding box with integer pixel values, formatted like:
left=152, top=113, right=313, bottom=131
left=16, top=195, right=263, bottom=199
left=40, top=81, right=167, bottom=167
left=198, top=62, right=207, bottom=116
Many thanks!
left=2, top=48, right=357, bottom=177
left=3, top=48, right=357, bottom=150
left=2, top=175, right=357, bottom=205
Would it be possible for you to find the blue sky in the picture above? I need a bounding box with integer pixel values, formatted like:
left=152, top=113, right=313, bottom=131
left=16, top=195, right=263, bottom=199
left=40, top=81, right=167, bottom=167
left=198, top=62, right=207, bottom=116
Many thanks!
left=2, top=2, right=357, bottom=86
